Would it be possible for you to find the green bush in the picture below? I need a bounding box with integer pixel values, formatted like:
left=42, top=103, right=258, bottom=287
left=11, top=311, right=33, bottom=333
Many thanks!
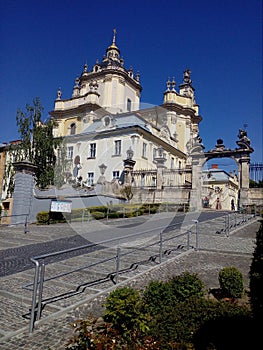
left=169, top=271, right=205, bottom=302
left=36, top=211, right=49, bottom=224
left=66, top=316, right=161, bottom=350
left=36, top=211, right=68, bottom=224
left=91, top=211, right=105, bottom=220
left=143, top=280, right=175, bottom=316
left=151, top=296, right=251, bottom=348
left=107, top=211, right=122, bottom=219
left=219, top=266, right=244, bottom=298
left=103, top=287, right=149, bottom=342
left=88, top=205, right=108, bottom=214
left=70, top=208, right=84, bottom=219
left=65, top=271, right=253, bottom=349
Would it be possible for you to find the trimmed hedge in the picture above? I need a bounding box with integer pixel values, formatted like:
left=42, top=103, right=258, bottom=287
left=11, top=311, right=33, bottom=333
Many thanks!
left=91, top=211, right=105, bottom=220
left=36, top=202, right=189, bottom=224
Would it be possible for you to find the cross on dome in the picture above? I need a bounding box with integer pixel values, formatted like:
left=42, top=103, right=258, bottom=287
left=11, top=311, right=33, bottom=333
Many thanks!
left=107, top=28, right=120, bottom=53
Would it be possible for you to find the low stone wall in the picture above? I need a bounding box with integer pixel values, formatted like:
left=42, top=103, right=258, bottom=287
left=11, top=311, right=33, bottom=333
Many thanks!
left=249, top=188, right=263, bottom=205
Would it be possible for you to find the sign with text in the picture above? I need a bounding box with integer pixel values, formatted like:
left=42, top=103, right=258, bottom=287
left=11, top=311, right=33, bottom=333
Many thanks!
left=50, top=200, right=72, bottom=213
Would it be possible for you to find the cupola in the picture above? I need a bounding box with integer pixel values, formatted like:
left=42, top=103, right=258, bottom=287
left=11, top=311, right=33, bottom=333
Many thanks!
left=106, top=28, right=120, bottom=61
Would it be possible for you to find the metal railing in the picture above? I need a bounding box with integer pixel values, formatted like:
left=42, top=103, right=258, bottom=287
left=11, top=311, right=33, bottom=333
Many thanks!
left=24, top=219, right=199, bottom=333
left=23, top=211, right=257, bottom=333
left=214, top=211, right=256, bottom=237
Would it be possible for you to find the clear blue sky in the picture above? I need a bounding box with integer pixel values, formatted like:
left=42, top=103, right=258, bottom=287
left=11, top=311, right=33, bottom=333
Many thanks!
left=0, top=0, right=262, bottom=169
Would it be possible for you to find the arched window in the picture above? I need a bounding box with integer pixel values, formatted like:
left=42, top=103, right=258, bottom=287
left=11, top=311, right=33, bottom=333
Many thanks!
left=127, top=98, right=131, bottom=112
left=70, top=123, right=76, bottom=135
left=104, top=116, right=110, bottom=127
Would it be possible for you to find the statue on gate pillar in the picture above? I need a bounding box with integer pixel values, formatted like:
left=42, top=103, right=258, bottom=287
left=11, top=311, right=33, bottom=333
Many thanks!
left=237, top=129, right=252, bottom=150
left=236, top=129, right=254, bottom=209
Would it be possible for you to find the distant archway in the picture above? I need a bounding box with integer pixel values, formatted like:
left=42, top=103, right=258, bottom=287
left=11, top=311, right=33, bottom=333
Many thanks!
left=190, top=129, right=254, bottom=211
left=202, top=157, right=238, bottom=211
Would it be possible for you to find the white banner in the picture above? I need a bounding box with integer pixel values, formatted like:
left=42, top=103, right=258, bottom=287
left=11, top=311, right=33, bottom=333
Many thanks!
left=50, top=200, right=72, bottom=213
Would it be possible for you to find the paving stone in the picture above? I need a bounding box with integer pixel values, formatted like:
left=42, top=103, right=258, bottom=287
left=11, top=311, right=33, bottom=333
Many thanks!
left=0, top=212, right=260, bottom=349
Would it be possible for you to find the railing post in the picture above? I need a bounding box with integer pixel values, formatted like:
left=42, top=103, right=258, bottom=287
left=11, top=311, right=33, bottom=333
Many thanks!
left=36, top=261, right=45, bottom=320
left=24, top=215, right=29, bottom=234
left=193, top=220, right=199, bottom=250
left=159, top=230, right=163, bottom=263
left=226, top=214, right=230, bottom=237
left=82, top=209, right=85, bottom=224
left=187, top=230, right=191, bottom=250
left=115, top=247, right=121, bottom=284
left=29, top=259, right=40, bottom=334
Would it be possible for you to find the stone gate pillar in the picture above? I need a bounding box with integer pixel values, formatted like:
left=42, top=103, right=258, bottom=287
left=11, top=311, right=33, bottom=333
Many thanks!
left=235, top=129, right=254, bottom=210
left=123, top=147, right=136, bottom=185
left=11, top=160, right=37, bottom=225
left=238, top=156, right=251, bottom=208
left=190, top=136, right=205, bottom=211
left=154, top=146, right=167, bottom=190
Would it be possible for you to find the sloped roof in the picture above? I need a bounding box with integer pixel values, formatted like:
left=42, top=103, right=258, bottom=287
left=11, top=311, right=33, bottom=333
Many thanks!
left=203, top=169, right=231, bottom=182
left=82, top=114, right=150, bottom=134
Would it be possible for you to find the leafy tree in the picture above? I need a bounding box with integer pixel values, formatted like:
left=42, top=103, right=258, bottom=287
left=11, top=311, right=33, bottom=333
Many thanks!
left=249, top=220, right=263, bottom=321
left=53, top=142, right=70, bottom=188
left=6, top=97, right=62, bottom=190
left=249, top=179, right=263, bottom=188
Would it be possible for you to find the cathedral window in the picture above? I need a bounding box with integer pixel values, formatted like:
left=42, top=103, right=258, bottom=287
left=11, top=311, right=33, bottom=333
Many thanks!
left=89, top=143, right=96, bottom=158
left=127, top=98, right=132, bottom=112
left=70, top=123, right=76, bottom=135
left=87, top=172, right=94, bottom=186
left=114, top=140, right=121, bottom=156
left=153, top=148, right=157, bottom=161
left=142, top=142, right=147, bottom=158
left=104, top=116, right=110, bottom=127
left=113, top=170, right=120, bottom=179
left=67, top=146, right=73, bottom=160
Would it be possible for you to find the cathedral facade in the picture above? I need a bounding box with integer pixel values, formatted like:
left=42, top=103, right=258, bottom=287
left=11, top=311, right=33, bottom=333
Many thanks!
left=49, top=30, right=202, bottom=202
left=1, top=31, right=258, bottom=223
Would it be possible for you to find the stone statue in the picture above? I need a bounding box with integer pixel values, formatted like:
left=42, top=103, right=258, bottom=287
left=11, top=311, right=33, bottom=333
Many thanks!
left=183, top=69, right=192, bottom=84
left=236, top=128, right=251, bottom=149
left=238, top=129, right=250, bottom=145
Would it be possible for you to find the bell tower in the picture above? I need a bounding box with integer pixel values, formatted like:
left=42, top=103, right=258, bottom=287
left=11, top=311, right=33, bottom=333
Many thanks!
left=51, top=30, right=142, bottom=135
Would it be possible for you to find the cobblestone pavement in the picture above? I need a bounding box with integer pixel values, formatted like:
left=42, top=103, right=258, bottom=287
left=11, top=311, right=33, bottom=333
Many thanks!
left=0, top=212, right=261, bottom=349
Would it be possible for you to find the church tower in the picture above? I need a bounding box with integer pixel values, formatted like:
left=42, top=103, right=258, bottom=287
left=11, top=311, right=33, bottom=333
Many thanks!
left=50, top=30, right=142, bottom=137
